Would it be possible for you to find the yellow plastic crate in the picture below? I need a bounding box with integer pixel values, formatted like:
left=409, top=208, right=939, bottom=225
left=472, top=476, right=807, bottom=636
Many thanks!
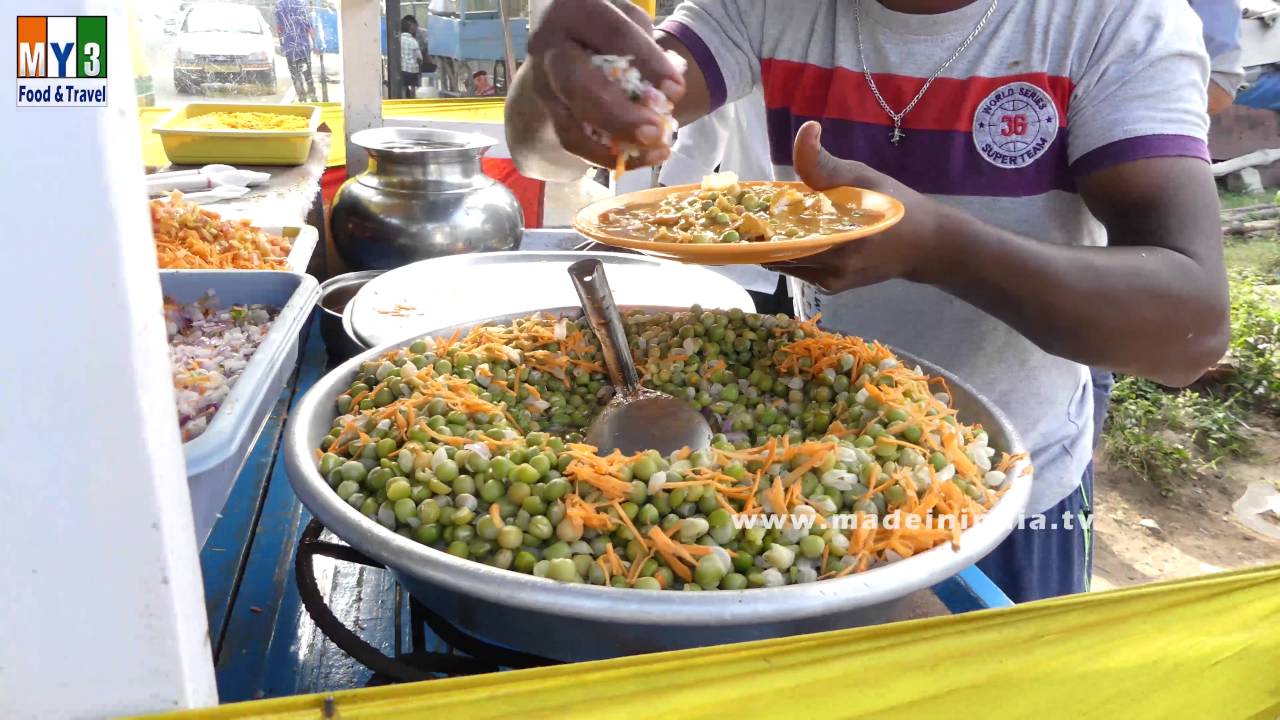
left=152, top=103, right=321, bottom=166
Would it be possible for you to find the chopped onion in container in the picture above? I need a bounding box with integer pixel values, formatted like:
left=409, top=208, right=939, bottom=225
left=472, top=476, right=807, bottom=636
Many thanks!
left=165, top=291, right=278, bottom=441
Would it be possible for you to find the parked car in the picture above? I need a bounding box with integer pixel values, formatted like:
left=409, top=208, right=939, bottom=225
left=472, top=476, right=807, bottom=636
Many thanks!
left=173, top=3, right=278, bottom=94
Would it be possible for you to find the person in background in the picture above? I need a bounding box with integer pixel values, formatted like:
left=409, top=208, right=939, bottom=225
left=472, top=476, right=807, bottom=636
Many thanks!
left=400, top=15, right=422, bottom=99
left=275, top=0, right=317, bottom=102
left=473, top=70, right=498, bottom=96
left=656, top=87, right=791, bottom=314
left=404, top=15, right=437, bottom=87
left=1090, top=0, right=1245, bottom=449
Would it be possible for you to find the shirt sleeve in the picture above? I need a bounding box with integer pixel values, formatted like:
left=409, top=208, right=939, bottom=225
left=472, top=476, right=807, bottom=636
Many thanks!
left=1190, top=0, right=1245, bottom=97
left=1066, top=0, right=1212, bottom=177
left=657, top=1, right=764, bottom=113
left=657, top=106, right=732, bottom=186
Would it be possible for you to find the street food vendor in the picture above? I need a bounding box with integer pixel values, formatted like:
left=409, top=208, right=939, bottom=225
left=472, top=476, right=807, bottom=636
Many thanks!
left=505, top=0, right=1232, bottom=602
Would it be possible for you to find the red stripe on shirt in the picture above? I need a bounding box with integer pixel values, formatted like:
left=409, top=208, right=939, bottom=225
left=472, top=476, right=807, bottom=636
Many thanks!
left=761, top=58, right=1074, bottom=133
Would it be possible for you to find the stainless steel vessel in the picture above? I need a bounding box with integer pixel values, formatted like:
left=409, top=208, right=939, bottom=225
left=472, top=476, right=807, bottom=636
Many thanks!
left=330, top=127, right=523, bottom=271
left=318, top=270, right=384, bottom=361
left=285, top=308, right=1032, bottom=663
left=339, top=250, right=756, bottom=351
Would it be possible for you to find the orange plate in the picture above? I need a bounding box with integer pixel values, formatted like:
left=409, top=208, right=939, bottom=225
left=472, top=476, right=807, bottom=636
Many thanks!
left=572, top=181, right=906, bottom=265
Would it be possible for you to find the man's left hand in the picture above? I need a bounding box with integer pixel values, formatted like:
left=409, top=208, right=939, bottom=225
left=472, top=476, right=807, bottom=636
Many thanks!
left=768, top=121, right=954, bottom=294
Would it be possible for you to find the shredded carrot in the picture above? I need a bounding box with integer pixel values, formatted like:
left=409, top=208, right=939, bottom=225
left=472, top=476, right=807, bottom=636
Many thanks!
left=489, top=503, right=504, bottom=528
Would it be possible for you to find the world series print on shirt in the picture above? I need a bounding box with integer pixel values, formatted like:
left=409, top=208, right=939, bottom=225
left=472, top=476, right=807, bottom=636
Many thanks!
left=972, top=81, right=1060, bottom=169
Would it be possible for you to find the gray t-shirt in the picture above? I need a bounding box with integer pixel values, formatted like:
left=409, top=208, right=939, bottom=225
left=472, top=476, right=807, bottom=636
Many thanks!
left=660, top=0, right=1212, bottom=513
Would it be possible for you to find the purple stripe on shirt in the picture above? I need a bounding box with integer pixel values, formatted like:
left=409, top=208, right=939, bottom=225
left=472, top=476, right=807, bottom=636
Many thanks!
left=1069, top=134, right=1210, bottom=177
left=658, top=20, right=726, bottom=112
left=766, top=109, right=1076, bottom=197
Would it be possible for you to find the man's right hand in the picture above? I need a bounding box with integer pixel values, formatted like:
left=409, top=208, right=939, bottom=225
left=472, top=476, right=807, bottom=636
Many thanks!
left=508, top=0, right=690, bottom=178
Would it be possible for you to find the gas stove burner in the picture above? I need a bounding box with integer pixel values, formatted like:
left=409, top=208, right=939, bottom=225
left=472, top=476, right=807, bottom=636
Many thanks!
left=295, top=518, right=559, bottom=685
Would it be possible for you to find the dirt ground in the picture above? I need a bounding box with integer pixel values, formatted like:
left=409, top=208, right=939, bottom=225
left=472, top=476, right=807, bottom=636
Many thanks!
left=1092, top=414, right=1280, bottom=590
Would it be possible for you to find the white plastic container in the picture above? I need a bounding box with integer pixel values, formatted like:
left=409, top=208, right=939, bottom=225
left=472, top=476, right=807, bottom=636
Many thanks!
left=161, top=270, right=319, bottom=545
left=264, top=224, right=319, bottom=274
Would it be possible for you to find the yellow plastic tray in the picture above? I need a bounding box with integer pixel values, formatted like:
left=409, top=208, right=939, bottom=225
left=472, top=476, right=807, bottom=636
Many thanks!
left=152, top=103, right=320, bottom=166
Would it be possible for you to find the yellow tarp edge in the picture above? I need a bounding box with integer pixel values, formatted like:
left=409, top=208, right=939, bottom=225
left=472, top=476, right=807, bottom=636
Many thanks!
left=140, top=563, right=1280, bottom=719
left=138, top=99, right=506, bottom=170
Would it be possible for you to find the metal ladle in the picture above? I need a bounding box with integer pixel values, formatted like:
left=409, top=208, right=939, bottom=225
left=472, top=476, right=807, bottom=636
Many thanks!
left=568, top=259, right=713, bottom=456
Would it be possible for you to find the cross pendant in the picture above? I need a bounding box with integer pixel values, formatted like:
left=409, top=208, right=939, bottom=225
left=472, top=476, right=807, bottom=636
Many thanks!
left=890, top=126, right=905, bottom=145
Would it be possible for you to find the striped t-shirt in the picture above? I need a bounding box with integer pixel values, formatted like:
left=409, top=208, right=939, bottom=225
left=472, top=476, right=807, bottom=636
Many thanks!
left=660, top=0, right=1212, bottom=513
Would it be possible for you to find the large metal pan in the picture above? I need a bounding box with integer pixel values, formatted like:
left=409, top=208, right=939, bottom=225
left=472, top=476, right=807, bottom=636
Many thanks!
left=285, top=307, right=1032, bottom=662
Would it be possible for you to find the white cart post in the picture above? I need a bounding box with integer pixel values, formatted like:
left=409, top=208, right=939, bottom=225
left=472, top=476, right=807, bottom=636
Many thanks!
left=340, top=0, right=386, bottom=176
left=0, top=1, right=217, bottom=717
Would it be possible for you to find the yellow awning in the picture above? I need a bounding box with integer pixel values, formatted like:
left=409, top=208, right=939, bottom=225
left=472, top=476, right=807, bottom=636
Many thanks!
left=139, top=563, right=1280, bottom=719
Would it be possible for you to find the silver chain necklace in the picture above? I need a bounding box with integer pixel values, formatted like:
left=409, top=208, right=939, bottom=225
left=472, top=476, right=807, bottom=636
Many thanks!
left=855, top=0, right=1000, bottom=145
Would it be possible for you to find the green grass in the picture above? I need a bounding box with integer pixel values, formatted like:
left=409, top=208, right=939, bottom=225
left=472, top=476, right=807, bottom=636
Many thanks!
left=1103, top=273, right=1280, bottom=490
left=1224, top=238, right=1280, bottom=277
left=1219, top=188, right=1278, bottom=209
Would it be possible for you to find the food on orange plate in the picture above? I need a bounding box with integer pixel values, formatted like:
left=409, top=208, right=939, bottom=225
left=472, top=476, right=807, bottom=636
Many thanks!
left=151, top=192, right=292, bottom=270
left=598, top=172, right=885, bottom=244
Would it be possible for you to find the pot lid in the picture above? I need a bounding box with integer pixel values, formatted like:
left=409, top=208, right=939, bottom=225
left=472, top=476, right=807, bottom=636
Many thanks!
left=345, top=250, right=756, bottom=349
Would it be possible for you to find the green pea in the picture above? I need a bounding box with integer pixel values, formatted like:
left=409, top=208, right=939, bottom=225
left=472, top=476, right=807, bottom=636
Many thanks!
left=318, top=453, right=343, bottom=475
left=512, top=463, right=541, bottom=484
left=631, top=456, right=658, bottom=481
left=885, top=484, right=907, bottom=506
left=886, top=408, right=910, bottom=424
left=544, top=541, right=572, bottom=561
left=719, top=230, right=740, bottom=243
left=722, top=572, right=748, bottom=590
left=452, top=474, right=476, bottom=496
left=417, top=499, right=441, bottom=524
left=489, top=456, right=515, bottom=480
left=528, top=453, right=552, bottom=475
left=514, top=551, right=538, bottom=574
left=497, top=524, right=524, bottom=550
left=694, top=555, right=726, bottom=589
left=415, top=523, right=441, bottom=544
left=507, top=482, right=531, bottom=504
left=902, top=425, right=923, bottom=444
left=522, top=496, right=547, bottom=515
left=465, top=452, right=490, bottom=474
left=542, top=477, right=571, bottom=501
left=479, top=479, right=505, bottom=503
left=385, top=479, right=411, bottom=502
left=799, top=534, right=825, bottom=559
left=446, top=541, right=469, bottom=558
left=546, top=558, right=578, bottom=582
left=633, top=576, right=661, bottom=590
left=476, top=515, right=500, bottom=540
left=339, top=460, right=367, bottom=484
left=434, top=459, right=460, bottom=483
left=930, top=452, right=948, bottom=470
left=528, top=515, right=554, bottom=540
left=393, top=498, right=417, bottom=523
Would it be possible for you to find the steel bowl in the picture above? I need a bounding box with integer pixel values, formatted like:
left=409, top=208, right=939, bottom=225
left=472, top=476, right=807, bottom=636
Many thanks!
left=318, top=270, right=385, bottom=362
left=285, top=307, right=1032, bottom=662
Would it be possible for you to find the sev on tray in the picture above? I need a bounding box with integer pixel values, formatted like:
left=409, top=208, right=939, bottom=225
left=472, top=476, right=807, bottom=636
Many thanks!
left=151, top=191, right=292, bottom=270
left=182, top=111, right=310, bottom=131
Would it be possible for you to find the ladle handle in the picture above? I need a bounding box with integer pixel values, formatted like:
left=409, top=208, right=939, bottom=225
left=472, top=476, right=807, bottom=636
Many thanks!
left=568, top=259, right=640, bottom=393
